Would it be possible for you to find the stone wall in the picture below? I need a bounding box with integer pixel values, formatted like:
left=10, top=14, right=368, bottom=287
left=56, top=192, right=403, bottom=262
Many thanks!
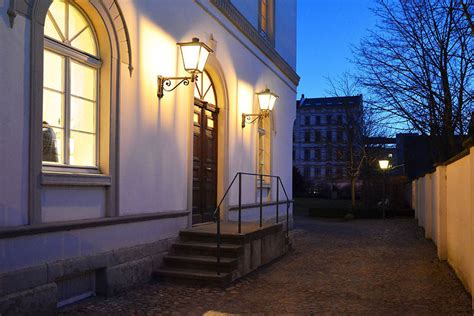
left=413, top=146, right=474, bottom=308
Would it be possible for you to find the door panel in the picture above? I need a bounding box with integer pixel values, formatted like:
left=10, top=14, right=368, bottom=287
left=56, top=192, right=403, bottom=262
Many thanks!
left=192, top=101, right=218, bottom=224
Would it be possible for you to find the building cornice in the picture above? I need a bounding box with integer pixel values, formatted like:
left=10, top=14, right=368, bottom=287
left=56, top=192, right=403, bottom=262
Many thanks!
left=210, top=0, right=300, bottom=86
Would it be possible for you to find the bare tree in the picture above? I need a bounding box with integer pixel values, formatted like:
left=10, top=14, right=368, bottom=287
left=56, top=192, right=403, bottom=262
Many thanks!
left=325, top=72, right=386, bottom=211
left=354, top=0, right=474, bottom=161
left=459, top=0, right=474, bottom=35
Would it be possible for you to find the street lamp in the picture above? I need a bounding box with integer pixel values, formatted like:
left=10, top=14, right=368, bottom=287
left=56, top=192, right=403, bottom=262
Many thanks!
left=157, top=38, right=213, bottom=99
left=378, top=159, right=390, bottom=170
left=378, top=158, right=391, bottom=219
left=242, top=88, right=279, bottom=128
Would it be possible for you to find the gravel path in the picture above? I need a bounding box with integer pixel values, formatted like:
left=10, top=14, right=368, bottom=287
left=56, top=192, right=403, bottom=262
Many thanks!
left=61, top=216, right=472, bottom=315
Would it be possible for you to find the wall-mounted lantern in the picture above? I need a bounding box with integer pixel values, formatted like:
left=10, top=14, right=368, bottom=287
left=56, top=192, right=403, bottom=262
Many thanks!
left=378, top=159, right=390, bottom=170
left=242, top=88, right=279, bottom=128
left=157, top=38, right=213, bottom=99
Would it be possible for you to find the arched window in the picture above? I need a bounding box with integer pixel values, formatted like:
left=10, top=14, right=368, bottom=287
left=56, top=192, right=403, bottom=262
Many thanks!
left=194, top=71, right=216, bottom=105
left=42, top=0, right=100, bottom=167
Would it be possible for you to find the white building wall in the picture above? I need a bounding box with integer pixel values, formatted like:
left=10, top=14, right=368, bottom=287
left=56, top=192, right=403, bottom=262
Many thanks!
left=0, top=15, right=30, bottom=228
left=114, top=0, right=296, bottom=213
left=0, top=0, right=297, bottom=282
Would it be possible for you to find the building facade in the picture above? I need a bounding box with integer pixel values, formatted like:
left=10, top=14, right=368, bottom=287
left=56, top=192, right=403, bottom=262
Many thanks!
left=0, top=0, right=298, bottom=311
left=293, top=95, right=363, bottom=195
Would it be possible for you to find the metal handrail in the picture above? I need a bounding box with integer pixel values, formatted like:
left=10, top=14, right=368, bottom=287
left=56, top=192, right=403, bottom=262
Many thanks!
left=212, top=172, right=291, bottom=275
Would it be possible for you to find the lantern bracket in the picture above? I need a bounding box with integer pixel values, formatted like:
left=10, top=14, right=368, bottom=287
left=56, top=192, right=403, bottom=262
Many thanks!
left=242, top=110, right=270, bottom=128
left=157, top=74, right=198, bottom=99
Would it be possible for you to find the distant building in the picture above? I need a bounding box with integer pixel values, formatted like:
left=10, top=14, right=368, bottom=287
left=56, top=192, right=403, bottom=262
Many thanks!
left=293, top=95, right=363, bottom=194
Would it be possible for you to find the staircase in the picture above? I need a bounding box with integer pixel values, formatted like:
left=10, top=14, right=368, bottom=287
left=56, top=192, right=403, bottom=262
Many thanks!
left=155, top=229, right=243, bottom=286
left=156, top=172, right=292, bottom=287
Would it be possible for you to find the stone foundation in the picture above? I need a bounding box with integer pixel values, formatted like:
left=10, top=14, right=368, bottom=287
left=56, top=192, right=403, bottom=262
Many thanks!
left=0, top=238, right=174, bottom=315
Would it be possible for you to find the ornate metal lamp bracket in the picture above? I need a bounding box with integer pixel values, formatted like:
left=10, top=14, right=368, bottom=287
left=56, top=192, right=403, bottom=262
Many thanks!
left=157, top=74, right=198, bottom=99
left=241, top=110, right=270, bottom=128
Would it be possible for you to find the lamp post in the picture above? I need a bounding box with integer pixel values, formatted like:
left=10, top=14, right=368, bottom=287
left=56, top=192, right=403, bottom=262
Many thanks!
left=157, top=38, right=213, bottom=99
left=378, top=159, right=390, bottom=219
left=242, top=88, right=279, bottom=128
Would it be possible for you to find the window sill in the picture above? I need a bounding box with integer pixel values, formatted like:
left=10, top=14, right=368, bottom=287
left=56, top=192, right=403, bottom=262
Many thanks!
left=41, top=171, right=111, bottom=187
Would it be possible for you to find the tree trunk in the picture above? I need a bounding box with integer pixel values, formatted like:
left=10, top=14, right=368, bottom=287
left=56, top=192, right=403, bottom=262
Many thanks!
left=351, top=177, right=356, bottom=213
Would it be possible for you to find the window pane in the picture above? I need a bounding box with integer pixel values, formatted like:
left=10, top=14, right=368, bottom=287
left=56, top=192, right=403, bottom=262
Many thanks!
left=42, top=125, right=63, bottom=164
left=204, top=84, right=216, bottom=105
left=43, top=89, right=64, bottom=128
left=70, top=27, right=97, bottom=56
left=43, top=50, right=64, bottom=92
left=70, top=96, right=95, bottom=133
left=70, top=61, right=96, bottom=100
left=70, top=131, right=95, bottom=166
left=68, top=4, right=88, bottom=41
left=44, top=15, right=63, bottom=41
left=48, top=0, right=66, bottom=38
left=52, top=127, right=64, bottom=164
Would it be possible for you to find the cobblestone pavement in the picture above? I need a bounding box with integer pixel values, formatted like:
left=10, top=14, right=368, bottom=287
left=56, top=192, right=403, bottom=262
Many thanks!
left=61, top=217, right=472, bottom=315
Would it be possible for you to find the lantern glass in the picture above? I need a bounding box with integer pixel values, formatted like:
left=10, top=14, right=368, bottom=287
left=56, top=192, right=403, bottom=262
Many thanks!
left=178, top=38, right=212, bottom=74
left=378, top=159, right=390, bottom=170
left=257, top=89, right=279, bottom=112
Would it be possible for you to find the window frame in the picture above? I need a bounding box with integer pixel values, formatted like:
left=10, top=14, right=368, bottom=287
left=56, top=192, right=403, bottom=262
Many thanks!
left=258, top=0, right=275, bottom=43
left=42, top=2, right=102, bottom=172
left=257, top=116, right=272, bottom=186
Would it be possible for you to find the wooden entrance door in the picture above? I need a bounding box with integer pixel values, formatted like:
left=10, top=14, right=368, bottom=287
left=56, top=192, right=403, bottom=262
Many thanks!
left=192, top=99, right=218, bottom=224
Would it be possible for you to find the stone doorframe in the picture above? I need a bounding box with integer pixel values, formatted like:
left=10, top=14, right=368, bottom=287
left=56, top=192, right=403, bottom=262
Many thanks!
left=186, top=53, right=230, bottom=227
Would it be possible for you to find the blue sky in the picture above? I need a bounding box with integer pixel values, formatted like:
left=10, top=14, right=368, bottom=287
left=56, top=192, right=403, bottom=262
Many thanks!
left=297, top=0, right=379, bottom=98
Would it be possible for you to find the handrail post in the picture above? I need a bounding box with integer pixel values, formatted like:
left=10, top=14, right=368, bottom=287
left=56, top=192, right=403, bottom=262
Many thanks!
left=286, top=202, right=289, bottom=239
left=238, top=173, right=242, bottom=234
left=259, top=174, right=263, bottom=228
left=216, top=207, right=221, bottom=275
left=276, top=178, right=279, bottom=223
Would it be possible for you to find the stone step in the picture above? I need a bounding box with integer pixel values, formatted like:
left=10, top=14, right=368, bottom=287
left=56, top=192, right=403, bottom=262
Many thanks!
left=154, top=267, right=231, bottom=286
left=163, top=254, right=238, bottom=272
left=172, top=241, right=242, bottom=257
left=179, top=230, right=244, bottom=244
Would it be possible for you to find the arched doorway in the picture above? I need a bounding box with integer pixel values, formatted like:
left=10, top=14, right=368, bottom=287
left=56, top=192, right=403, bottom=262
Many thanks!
left=192, top=71, right=219, bottom=224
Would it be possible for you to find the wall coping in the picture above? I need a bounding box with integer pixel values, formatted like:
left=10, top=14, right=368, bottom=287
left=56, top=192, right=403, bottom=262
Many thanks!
left=0, top=210, right=189, bottom=239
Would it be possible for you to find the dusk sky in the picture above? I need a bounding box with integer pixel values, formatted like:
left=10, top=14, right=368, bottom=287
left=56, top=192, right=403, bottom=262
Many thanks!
left=297, top=0, right=379, bottom=98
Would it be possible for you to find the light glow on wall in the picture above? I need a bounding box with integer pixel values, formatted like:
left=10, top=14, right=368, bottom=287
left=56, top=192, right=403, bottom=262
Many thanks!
left=237, top=80, right=254, bottom=120
left=139, top=17, right=177, bottom=128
